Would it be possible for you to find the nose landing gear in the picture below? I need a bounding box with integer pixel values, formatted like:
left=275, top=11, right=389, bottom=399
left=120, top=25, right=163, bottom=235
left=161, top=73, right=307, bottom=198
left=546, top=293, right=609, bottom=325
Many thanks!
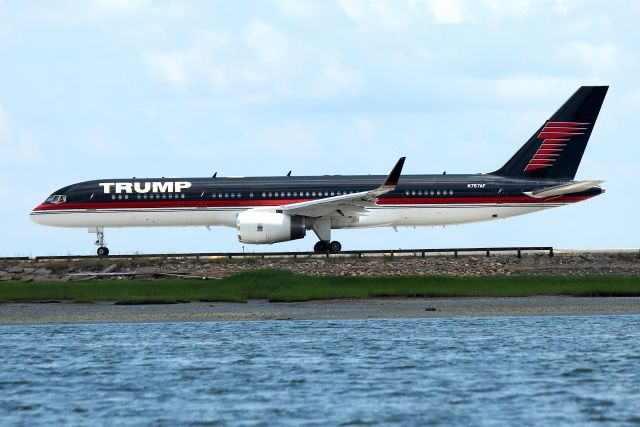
left=93, top=227, right=110, bottom=256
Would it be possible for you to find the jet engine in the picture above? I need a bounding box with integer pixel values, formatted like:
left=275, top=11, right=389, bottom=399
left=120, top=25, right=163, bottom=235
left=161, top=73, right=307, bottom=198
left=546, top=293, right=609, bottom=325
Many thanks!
left=236, top=211, right=306, bottom=244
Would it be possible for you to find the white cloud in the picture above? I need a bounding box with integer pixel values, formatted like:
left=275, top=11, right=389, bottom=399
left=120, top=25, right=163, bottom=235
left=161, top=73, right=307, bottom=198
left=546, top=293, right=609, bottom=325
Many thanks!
left=145, top=29, right=232, bottom=91
left=93, top=0, right=153, bottom=12
left=310, top=58, right=366, bottom=98
left=337, top=0, right=415, bottom=29
left=547, top=0, right=584, bottom=15
left=24, top=0, right=182, bottom=24
left=244, top=19, right=295, bottom=72
left=425, top=0, right=467, bottom=24
left=275, top=0, right=318, bottom=20
left=145, top=21, right=364, bottom=102
left=145, top=50, right=190, bottom=90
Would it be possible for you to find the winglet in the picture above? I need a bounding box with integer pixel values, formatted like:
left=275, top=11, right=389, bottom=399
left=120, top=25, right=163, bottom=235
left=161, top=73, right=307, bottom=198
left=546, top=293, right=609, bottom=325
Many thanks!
left=383, top=157, right=405, bottom=188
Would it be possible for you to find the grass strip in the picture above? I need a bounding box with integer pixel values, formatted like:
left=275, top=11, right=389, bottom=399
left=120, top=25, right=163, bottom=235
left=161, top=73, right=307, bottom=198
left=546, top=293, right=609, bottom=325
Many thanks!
left=1, top=269, right=639, bottom=304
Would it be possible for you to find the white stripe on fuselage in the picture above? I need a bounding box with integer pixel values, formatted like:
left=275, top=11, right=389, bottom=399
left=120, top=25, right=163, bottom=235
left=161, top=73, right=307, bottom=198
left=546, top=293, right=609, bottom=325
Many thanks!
left=30, top=203, right=564, bottom=229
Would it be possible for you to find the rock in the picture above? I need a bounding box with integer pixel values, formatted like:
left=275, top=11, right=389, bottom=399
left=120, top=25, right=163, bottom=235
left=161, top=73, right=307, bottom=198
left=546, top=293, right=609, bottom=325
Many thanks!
left=7, top=266, right=24, bottom=273
left=102, top=264, right=119, bottom=273
left=136, top=266, right=157, bottom=275
left=0, top=272, right=12, bottom=281
left=35, top=268, right=52, bottom=275
left=19, top=275, right=34, bottom=283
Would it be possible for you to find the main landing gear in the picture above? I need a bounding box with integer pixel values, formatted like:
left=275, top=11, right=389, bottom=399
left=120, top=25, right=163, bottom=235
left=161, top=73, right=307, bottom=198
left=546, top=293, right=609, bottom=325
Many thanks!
left=314, top=240, right=342, bottom=253
left=93, top=227, right=110, bottom=257
left=311, top=218, right=342, bottom=253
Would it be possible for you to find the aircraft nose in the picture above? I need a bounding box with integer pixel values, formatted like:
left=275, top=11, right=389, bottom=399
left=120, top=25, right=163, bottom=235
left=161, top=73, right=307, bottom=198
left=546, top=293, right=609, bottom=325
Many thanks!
left=30, top=204, right=50, bottom=225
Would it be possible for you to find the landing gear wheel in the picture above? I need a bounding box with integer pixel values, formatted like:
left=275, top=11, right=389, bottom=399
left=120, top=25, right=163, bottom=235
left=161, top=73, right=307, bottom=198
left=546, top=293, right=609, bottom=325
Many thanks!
left=314, top=241, right=328, bottom=252
left=93, top=227, right=109, bottom=256
left=328, top=241, right=342, bottom=253
left=97, top=246, right=110, bottom=257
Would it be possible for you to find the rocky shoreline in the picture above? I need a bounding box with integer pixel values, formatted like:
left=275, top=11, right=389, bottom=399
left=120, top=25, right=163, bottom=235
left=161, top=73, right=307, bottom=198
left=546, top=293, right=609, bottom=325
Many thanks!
left=1, top=252, right=639, bottom=282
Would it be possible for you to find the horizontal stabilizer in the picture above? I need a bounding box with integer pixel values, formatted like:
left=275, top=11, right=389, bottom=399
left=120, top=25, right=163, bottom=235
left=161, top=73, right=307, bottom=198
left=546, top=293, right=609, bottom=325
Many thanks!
left=523, top=180, right=604, bottom=198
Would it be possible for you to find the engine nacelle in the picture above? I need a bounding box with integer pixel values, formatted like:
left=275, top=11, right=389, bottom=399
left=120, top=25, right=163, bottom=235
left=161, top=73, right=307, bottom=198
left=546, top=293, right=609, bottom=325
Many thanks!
left=236, top=211, right=306, bottom=244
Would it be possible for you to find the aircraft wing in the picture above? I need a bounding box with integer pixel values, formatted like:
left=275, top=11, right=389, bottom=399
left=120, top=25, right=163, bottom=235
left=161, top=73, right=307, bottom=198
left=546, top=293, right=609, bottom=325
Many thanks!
left=523, top=180, right=604, bottom=198
left=281, top=157, right=405, bottom=218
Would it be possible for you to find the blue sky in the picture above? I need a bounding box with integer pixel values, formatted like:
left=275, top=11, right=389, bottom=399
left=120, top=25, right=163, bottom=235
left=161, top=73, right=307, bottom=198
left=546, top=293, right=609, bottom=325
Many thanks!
left=0, top=0, right=638, bottom=256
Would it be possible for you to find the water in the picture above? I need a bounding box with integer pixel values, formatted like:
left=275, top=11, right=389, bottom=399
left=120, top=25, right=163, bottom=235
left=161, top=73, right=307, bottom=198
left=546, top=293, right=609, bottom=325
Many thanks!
left=2, top=316, right=640, bottom=426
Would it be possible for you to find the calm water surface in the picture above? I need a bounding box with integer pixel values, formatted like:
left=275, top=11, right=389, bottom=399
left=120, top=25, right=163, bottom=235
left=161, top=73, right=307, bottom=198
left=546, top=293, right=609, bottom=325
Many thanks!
left=2, top=316, right=640, bottom=426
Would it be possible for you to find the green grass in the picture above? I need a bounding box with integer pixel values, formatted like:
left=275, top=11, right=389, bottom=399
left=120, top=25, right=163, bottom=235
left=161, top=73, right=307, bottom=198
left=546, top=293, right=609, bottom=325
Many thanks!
left=1, top=269, right=639, bottom=304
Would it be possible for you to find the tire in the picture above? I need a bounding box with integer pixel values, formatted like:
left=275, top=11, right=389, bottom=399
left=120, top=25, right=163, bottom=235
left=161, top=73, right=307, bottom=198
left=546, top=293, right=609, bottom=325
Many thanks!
left=313, top=241, right=327, bottom=252
left=97, top=247, right=109, bottom=256
left=328, top=241, right=342, bottom=253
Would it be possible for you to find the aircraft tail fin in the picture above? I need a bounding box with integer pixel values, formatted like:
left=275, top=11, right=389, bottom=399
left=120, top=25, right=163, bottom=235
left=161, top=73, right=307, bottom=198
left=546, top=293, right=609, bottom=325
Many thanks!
left=491, top=86, right=608, bottom=180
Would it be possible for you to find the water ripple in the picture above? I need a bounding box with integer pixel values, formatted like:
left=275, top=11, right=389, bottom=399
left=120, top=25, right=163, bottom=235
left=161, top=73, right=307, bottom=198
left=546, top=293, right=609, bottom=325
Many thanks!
left=2, top=316, right=640, bottom=425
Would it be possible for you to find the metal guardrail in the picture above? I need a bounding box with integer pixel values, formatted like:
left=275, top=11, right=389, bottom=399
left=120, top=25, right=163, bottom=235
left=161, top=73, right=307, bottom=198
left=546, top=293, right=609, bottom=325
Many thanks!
left=0, top=246, right=554, bottom=262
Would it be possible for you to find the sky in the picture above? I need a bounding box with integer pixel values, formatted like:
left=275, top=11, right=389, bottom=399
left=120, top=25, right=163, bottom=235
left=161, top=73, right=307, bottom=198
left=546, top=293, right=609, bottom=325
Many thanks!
left=0, top=0, right=638, bottom=256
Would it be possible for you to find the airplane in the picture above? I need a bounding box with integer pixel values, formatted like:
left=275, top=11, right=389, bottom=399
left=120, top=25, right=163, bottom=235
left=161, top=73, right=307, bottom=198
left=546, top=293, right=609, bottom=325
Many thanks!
left=30, top=86, right=608, bottom=256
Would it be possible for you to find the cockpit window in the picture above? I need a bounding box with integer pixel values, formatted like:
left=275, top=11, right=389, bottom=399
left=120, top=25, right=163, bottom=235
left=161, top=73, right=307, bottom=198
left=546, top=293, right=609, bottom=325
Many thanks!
left=46, top=195, right=67, bottom=204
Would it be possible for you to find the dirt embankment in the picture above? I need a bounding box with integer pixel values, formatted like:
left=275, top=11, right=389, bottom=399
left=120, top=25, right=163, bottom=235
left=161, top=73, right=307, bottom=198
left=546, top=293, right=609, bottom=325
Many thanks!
left=1, top=252, right=639, bottom=282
